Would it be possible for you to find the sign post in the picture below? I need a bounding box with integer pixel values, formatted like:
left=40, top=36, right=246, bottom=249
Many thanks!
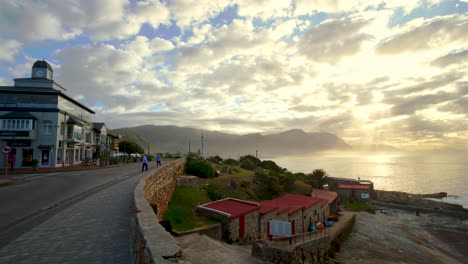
left=2, top=145, right=12, bottom=177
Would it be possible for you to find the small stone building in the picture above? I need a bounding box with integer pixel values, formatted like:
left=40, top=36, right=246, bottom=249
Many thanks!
left=337, top=184, right=370, bottom=201
left=197, top=198, right=259, bottom=242
left=311, top=188, right=339, bottom=214
left=198, top=193, right=336, bottom=241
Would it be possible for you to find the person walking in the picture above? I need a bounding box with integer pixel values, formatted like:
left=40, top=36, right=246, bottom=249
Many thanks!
left=156, top=153, right=161, bottom=168
left=141, top=154, right=148, bottom=171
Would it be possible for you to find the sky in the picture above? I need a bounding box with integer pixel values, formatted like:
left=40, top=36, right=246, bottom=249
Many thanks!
left=0, top=0, right=467, bottom=151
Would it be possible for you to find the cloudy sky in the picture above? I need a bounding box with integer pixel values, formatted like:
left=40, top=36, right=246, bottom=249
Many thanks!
left=0, top=0, right=467, bottom=151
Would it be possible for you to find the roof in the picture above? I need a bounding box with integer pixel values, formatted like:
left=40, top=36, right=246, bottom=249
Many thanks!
left=33, top=60, right=53, bottom=71
left=259, top=194, right=321, bottom=216
left=311, top=189, right=338, bottom=204
left=198, top=198, right=259, bottom=219
left=0, top=112, right=37, bottom=120
left=67, top=117, right=84, bottom=126
left=338, top=184, right=369, bottom=190
left=93, top=122, right=106, bottom=131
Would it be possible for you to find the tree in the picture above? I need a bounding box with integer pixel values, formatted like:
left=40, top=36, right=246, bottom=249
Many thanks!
left=239, top=155, right=261, bottom=170
left=118, top=140, right=144, bottom=155
left=307, top=169, right=329, bottom=189
left=253, top=172, right=284, bottom=200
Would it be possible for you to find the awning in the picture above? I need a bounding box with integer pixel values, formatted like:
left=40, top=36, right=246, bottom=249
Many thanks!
left=66, top=117, right=84, bottom=126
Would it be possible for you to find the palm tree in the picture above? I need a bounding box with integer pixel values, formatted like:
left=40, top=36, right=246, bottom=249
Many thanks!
left=308, top=169, right=329, bottom=189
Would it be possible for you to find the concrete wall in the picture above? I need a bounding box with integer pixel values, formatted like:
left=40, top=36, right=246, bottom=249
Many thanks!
left=132, top=158, right=186, bottom=264
left=173, top=223, right=223, bottom=241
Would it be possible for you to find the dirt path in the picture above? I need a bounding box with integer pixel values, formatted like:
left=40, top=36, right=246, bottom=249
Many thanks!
left=335, top=210, right=468, bottom=264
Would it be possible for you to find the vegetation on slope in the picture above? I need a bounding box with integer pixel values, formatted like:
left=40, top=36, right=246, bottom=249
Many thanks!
left=164, top=153, right=337, bottom=231
left=163, top=186, right=218, bottom=231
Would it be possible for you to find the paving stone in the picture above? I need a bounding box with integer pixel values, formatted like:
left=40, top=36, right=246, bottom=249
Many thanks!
left=0, top=169, right=146, bottom=264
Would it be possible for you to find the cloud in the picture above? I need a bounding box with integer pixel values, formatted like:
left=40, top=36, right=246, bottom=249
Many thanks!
left=388, top=91, right=457, bottom=116
left=174, top=19, right=271, bottom=69
left=168, top=0, right=230, bottom=28
left=0, top=0, right=172, bottom=42
left=0, top=39, right=22, bottom=62
left=376, top=14, right=468, bottom=54
left=298, top=17, right=370, bottom=64
left=430, top=49, right=468, bottom=68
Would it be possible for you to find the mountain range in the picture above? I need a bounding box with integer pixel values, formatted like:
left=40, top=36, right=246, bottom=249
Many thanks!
left=111, top=125, right=354, bottom=157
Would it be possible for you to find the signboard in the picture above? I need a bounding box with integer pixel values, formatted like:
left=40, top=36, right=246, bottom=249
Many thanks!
left=6, top=140, right=31, bottom=147
left=269, top=220, right=292, bottom=237
left=361, top=193, right=370, bottom=199
left=2, top=145, right=12, bottom=154
left=0, top=131, right=29, bottom=137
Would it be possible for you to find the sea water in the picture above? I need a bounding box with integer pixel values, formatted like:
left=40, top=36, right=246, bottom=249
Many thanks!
left=270, top=151, right=468, bottom=209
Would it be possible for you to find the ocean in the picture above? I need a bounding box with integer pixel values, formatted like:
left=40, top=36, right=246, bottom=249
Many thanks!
left=270, top=151, right=468, bottom=209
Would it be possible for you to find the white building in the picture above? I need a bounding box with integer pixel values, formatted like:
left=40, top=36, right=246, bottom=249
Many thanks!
left=0, top=60, right=116, bottom=169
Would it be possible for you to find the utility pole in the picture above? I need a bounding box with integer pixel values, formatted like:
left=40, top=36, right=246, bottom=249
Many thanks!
left=201, top=132, right=204, bottom=157
left=256, top=149, right=258, bottom=158
left=188, top=140, right=191, bottom=154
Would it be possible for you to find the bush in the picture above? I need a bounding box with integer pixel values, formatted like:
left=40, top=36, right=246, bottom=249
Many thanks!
left=224, top=158, right=239, bottom=166
left=239, top=155, right=261, bottom=170
left=207, top=155, right=223, bottom=164
left=185, top=158, right=215, bottom=178
left=260, top=160, right=284, bottom=173
left=204, top=184, right=224, bottom=201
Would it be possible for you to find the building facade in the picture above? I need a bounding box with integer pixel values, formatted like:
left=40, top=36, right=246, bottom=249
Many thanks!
left=0, top=61, right=117, bottom=169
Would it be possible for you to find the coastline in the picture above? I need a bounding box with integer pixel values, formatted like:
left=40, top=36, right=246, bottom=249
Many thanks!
left=374, top=189, right=468, bottom=216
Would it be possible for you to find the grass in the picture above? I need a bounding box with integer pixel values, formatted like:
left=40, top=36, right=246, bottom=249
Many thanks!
left=343, top=200, right=376, bottom=211
left=163, top=186, right=219, bottom=231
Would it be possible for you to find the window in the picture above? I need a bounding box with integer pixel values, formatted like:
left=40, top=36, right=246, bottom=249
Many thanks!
left=42, top=120, right=52, bottom=135
left=0, top=119, right=33, bottom=130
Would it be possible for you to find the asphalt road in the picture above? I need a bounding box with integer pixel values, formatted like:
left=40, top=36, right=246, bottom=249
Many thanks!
left=0, top=162, right=158, bottom=263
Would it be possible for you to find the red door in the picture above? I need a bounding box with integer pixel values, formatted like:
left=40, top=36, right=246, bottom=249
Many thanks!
left=291, top=220, right=295, bottom=235
left=267, top=222, right=270, bottom=238
left=239, top=215, right=245, bottom=238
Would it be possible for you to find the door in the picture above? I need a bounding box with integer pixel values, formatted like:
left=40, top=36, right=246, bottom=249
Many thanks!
left=41, top=149, right=50, bottom=166
left=239, top=215, right=245, bottom=238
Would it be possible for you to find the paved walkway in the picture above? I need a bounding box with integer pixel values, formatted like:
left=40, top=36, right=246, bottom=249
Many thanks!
left=0, top=164, right=152, bottom=264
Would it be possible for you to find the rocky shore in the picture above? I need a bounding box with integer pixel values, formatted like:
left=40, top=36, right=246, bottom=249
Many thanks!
left=335, top=209, right=468, bottom=264
left=374, top=190, right=468, bottom=213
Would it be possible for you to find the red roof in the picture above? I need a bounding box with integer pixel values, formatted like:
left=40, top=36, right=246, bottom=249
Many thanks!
left=259, top=194, right=321, bottom=216
left=198, top=198, right=259, bottom=219
left=338, top=184, right=369, bottom=190
left=311, top=189, right=338, bottom=204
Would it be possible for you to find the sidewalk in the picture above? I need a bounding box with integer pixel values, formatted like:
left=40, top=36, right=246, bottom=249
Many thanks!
left=0, top=162, right=139, bottom=185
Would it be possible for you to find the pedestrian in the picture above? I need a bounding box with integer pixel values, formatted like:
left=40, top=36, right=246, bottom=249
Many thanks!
left=141, top=154, right=148, bottom=171
left=156, top=153, right=161, bottom=167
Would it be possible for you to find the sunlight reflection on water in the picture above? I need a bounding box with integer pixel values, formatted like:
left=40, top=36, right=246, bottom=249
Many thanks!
left=271, top=151, right=468, bottom=207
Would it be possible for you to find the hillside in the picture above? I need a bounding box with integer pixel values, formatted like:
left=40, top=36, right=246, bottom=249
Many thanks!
left=111, top=125, right=351, bottom=156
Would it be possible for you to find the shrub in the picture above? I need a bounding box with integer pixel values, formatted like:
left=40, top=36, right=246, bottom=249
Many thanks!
left=185, top=158, right=215, bottom=178
left=204, top=184, right=224, bottom=201
left=207, top=155, right=223, bottom=164
left=224, top=158, right=239, bottom=165
left=260, top=160, right=284, bottom=172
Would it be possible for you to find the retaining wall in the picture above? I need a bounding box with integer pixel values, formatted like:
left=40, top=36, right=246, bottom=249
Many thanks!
left=132, top=159, right=186, bottom=264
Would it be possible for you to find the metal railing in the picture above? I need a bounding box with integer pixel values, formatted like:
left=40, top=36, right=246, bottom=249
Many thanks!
left=295, top=246, right=343, bottom=264
left=254, top=227, right=331, bottom=249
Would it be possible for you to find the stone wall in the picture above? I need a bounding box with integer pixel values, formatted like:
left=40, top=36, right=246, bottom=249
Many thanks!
left=244, top=211, right=260, bottom=241
left=252, top=240, right=297, bottom=264
left=132, top=159, right=186, bottom=264
left=143, top=159, right=186, bottom=220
